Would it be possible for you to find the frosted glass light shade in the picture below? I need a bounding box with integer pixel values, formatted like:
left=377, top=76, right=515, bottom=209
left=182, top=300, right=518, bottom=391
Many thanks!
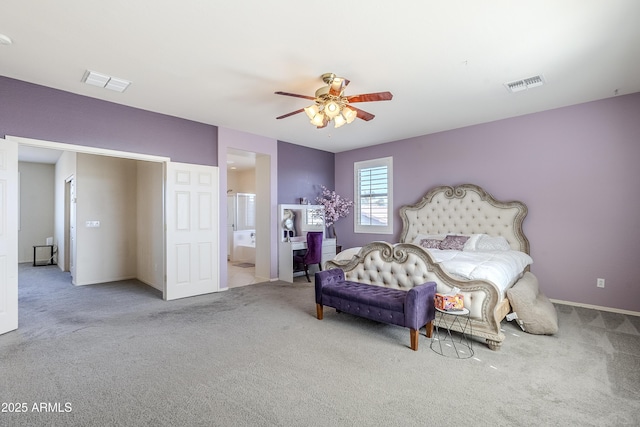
left=343, top=106, right=357, bottom=123
left=310, top=112, right=326, bottom=126
left=324, top=101, right=340, bottom=118
left=304, top=104, right=320, bottom=120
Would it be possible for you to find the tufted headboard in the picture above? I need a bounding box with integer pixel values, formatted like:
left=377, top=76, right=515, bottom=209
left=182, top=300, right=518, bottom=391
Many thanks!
left=399, top=184, right=530, bottom=254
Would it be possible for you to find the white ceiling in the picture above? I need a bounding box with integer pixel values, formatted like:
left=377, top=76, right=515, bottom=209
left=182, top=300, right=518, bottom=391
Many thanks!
left=17, top=145, right=63, bottom=164
left=2, top=1, right=639, bottom=154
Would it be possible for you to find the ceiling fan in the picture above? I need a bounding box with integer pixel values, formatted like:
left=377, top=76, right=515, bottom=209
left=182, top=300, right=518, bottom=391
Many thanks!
left=275, top=73, right=393, bottom=129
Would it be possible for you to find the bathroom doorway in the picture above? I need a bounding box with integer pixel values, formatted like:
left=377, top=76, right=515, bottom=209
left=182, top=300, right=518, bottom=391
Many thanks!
left=226, top=149, right=257, bottom=288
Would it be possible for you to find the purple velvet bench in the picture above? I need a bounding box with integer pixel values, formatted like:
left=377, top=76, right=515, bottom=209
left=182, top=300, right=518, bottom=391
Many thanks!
left=315, top=269, right=437, bottom=351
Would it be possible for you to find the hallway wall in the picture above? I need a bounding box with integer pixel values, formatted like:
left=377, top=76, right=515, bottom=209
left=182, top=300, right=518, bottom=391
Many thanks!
left=18, top=162, right=55, bottom=263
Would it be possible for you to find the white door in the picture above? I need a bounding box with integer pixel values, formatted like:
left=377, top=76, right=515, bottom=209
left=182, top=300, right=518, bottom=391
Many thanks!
left=0, top=138, right=18, bottom=335
left=165, top=162, right=219, bottom=300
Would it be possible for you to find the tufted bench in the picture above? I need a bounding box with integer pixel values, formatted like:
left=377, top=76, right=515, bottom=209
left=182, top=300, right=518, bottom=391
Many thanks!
left=315, top=268, right=436, bottom=350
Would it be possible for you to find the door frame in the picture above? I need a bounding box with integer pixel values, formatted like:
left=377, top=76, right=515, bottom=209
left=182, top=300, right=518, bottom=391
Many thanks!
left=9, top=136, right=170, bottom=164
left=217, top=128, right=278, bottom=288
left=64, top=175, right=75, bottom=275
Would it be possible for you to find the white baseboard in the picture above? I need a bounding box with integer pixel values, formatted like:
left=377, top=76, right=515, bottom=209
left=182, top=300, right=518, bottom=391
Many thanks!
left=551, top=299, right=640, bottom=317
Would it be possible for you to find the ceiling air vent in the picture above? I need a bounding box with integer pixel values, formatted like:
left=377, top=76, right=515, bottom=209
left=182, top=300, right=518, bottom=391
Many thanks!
left=82, top=70, right=131, bottom=93
left=504, top=74, right=545, bottom=93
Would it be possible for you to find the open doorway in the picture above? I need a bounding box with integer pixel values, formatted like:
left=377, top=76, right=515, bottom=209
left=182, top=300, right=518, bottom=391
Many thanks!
left=18, top=151, right=165, bottom=292
left=16, top=139, right=166, bottom=297
left=3, top=136, right=221, bottom=336
left=226, top=149, right=257, bottom=288
left=217, top=128, right=277, bottom=290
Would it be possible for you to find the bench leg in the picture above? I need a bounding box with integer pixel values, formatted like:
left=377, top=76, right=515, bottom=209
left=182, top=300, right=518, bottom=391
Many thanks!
left=424, top=321, right=433, bottom=338
left=410, top=328, right=419, bottom=351
left=316, top=303, right=324, bottom=320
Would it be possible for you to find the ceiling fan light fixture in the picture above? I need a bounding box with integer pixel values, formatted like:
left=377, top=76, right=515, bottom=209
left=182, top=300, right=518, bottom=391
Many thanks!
left=343, top=106, right=357, bottom=123
left=275, top=73, right=393, bottom=130
left=334, top=114, right=347, bottom=128
left=315, top=86, right=329, bottom=98
left=324, top=100, right=341, bottom=118
left=304, top=104, right=320, bottom=120
left=310, top=111, right=326, bottom=127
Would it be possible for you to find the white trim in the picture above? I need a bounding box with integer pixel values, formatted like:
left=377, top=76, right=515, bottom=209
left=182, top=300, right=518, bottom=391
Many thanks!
left=7, top=135, right=170, bottom=163
left=551, top=299, right=640, bottom=317
left=353, top=156, right=393, bottom=234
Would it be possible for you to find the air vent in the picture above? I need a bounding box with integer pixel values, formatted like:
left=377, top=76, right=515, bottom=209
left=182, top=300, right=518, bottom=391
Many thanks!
left=82, top=70, right=131, bottom=93
left=504, top=74, right=545, bottom=93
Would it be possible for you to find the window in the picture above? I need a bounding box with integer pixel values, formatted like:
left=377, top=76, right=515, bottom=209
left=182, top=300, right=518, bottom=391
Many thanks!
left=354, top=157, right=393, bottom=234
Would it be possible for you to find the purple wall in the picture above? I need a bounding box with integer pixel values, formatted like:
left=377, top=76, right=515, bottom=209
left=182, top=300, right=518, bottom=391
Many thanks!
left=335, top=93, right=640, bottom=313
left=0, top=77, right=217, bottom=165
left=277, top=141, right=335, bottom=204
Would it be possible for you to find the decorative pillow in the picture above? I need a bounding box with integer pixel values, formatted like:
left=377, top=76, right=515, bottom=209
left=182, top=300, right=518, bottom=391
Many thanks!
left=419, top=238, right=443, bottom=249
left=439, top=235, right=469, bottom=251
left=411, top=233, right=447, bottom=245
left=475, top=235, right=511, bottom=251
left=506, top=272, right=558, bottom=335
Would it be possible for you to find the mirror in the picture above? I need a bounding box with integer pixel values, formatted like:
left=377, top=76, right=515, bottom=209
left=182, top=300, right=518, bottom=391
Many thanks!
left=279, top=204, right=325, bottom=242
left=301, top=208, right=324, bottom=232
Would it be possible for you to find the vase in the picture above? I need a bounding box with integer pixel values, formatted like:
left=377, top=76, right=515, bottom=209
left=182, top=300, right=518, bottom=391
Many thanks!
left=328, top=224, right=337, bottom=241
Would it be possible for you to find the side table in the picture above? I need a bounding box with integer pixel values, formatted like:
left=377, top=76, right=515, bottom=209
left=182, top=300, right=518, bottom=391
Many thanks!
left=430, top=307, right=474, bottom=358
left=33, top=245, right=56, bottom=266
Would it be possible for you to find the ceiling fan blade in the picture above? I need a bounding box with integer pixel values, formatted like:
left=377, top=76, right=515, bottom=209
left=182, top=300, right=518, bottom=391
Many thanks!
left=328, top=77, right=347, bottom=96
left=274, top=91, right=316, bottom=101
left=276, top=108, right=305, bottom=120
left=346, top=91, right=393, bottom=103
left=351, top=107, right=376, bottom=121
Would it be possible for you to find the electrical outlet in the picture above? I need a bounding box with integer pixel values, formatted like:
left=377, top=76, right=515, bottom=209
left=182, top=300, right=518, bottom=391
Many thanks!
left=597, top=278, right=605, bottom=288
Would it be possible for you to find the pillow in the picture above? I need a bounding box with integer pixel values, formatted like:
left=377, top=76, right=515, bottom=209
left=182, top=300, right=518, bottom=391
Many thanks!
left=411, top=233, right=447, bottom=245
left=462, top=234, right=487, bottom=251
left=439, top=235, right=469, bottom=251
left=506, top=272, right=558, bottom=335
left=475, top=235, right=511, bottom=251
left=418, top=238, right=443, bottom=249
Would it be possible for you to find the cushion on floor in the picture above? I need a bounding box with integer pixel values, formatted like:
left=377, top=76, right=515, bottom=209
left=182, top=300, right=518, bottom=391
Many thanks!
left=507, top=272, right=558, bottom=335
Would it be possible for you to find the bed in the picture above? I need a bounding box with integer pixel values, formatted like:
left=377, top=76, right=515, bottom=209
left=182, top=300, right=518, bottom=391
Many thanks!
left=325, top=184, right=534, bottom=350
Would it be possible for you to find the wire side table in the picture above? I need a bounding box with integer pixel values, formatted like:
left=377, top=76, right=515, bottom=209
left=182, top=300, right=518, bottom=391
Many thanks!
left=430, top=307, right=474, bottom=359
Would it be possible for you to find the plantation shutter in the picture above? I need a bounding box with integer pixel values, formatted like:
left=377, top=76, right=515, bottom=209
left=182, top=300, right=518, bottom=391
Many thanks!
left=358, top=165, right=388, bottom=227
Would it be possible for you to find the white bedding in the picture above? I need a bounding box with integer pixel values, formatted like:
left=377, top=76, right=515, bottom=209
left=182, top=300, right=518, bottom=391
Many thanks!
left=333, top=245, right=532, bottom=295
left=427, top=248, right=532, bottom=294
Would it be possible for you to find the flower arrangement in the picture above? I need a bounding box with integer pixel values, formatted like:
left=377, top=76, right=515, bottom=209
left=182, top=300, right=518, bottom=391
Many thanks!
left=316, top=185, right=354, bottom=233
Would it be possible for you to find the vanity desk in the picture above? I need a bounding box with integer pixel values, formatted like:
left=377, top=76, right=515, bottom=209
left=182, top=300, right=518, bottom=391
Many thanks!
left=278, top=204, right=336, bottom=283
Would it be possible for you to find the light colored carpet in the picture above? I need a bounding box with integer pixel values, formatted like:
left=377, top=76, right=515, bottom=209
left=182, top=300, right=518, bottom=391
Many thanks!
left=1, top=263, right=639, bottom=426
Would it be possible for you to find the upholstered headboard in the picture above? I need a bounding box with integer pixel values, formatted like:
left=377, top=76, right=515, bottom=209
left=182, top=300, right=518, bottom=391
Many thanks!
left=399, top=184, right=530, bottom=254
